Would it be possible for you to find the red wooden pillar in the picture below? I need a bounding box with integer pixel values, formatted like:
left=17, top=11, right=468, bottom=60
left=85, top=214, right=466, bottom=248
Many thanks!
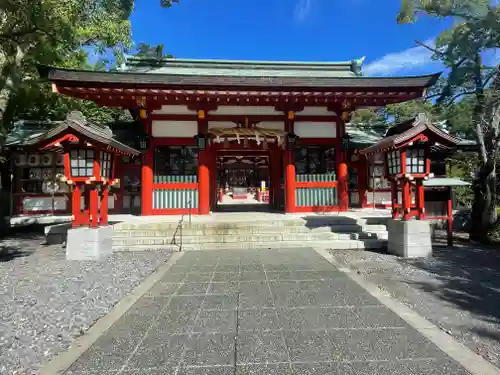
left=336, top=116, right=348, bottom=212
left=284, top=150, right=296, bottom=213
left=197, top=109, right=210, bottom=215
left=198, top=150, right=210, bottom=215
left=89, top=152, right=100, bottom=228
left=416, top=179, right=425, bottom=220
left=141, top=113, right=153, bottom=216
left=72, top=185, right=81, bottom=227
left=100, top=188, right=109, bottom=225
left=401, top=179, right=412, bottom=221
left=141, top=150, right=153, bottom=216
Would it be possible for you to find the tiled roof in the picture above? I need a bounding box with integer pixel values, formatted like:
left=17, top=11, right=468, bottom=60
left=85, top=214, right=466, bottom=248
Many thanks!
left=360, top=113, right=461, bottom=155
left=424, top=178, right=471, bottom=187
left=5, top=120, right=60, bottom=148
left=123, top=56, right=365, bottom=77
left=41, top=65, right=440, bottom=90
left=24, top=112, right=139, bottom=156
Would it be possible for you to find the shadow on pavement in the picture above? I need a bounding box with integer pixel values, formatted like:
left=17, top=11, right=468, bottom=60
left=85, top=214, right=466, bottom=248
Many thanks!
left=403, top=246, right=500, bottom=328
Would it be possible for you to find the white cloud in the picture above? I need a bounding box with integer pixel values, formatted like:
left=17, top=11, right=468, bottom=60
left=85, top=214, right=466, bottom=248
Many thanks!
left=294, top=0, right=313, bottom=23
left=364, top=39, right=438, bottom=76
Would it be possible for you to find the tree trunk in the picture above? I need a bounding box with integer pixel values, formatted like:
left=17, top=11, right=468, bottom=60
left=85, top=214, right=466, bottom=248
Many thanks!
left=469, top=63, right=500, bottom=242
left=470, top=161, right=497, bottom=242
left=0, top=46, right=25, bottom=235
left=0, top=45, right=26, bottom=134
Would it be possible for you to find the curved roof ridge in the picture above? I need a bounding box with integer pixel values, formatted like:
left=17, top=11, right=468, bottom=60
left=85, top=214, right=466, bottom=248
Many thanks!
left=125, top=56, right=364, bottom=67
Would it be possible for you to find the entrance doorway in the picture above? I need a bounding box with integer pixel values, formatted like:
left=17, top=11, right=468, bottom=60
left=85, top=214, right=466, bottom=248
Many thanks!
left=215, top=153, right=275, bottom=212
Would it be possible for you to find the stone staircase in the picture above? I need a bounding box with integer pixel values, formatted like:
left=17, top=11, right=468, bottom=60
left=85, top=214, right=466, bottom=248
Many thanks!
left=112, top=215, right=389, bottom=252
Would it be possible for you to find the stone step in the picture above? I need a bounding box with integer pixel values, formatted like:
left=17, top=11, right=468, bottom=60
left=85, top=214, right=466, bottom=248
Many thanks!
left=112, top=232, right=356, bottom=246
left=112, top=225, right=385, bottom=237
left=113, top=223, right=387, bottom=236
left=112, top=238, right=387, bottom=252
left=113, top=216, right=371, bottom=231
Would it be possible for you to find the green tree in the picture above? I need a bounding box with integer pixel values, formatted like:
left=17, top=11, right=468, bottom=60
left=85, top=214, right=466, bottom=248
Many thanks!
left=349, top=107, right=388, bottom=135
left=350, top=99, right=443, bottom=136
left=0, top=0, right=137, bottom=145
left=399, top=0, right=500, bottom=242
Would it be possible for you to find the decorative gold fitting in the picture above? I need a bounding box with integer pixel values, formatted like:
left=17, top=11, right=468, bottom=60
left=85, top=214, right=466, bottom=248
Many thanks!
left=198, top=109, right=206, bottom=120
left=341, top=111, right=351, bottom=122
left=287, top=111, right=295, bottom=120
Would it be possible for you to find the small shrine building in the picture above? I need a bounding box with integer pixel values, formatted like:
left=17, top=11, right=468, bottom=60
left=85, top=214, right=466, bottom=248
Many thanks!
left=19, top=57, right=445, bottom=216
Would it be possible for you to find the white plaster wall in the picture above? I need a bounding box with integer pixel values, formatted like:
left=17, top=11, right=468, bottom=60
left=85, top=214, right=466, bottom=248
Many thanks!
left=152, top=120, right=198, bottom=137
left=295, top=122, right=336, bottom=138
left=22, top=197, right=67, bottom=212
left=152, top=105, right=192, bottom=115
left=208, top=121, right=234, bottom=129
left=299, top=107, right=333, bottom=116
left=212, top=106, right=281, bottom=116
left=258, top=122, right=284, bottom=131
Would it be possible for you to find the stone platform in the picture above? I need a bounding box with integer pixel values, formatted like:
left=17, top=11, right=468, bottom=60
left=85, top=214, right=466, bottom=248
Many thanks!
left=112, top=210, right=392, bottom=252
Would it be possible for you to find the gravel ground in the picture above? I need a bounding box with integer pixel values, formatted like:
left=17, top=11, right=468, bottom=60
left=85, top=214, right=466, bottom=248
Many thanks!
left=329, top=235, right=500, bottom=368
left=0, top=233, right=172, bottom=375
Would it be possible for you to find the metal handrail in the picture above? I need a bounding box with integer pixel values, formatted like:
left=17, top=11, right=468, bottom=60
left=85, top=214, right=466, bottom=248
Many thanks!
left=170, top=198, right=192, bottom=251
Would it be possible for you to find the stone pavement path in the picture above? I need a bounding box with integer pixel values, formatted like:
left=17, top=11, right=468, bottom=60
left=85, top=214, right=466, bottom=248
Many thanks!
left=64, top=248, right=471, bottom=375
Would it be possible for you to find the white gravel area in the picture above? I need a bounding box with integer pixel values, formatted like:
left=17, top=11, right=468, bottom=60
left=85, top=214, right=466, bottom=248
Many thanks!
left=0, top=234, right=172, bottom=375
left=329, top=241, right=500, bottom=368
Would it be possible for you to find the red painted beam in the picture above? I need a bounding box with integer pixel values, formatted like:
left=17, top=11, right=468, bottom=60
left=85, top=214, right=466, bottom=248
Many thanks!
left=57, top=87, right=421, bottom=109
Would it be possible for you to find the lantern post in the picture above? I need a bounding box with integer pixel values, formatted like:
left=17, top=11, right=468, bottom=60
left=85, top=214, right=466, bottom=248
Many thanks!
left=360, top=113, right=461, bottom=258
left=34, top=111, right=139, bottom=260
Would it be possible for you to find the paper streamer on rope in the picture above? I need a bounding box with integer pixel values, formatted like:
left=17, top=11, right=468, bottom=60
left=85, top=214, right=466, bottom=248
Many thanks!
left=208, top=125, right=286, bottom=146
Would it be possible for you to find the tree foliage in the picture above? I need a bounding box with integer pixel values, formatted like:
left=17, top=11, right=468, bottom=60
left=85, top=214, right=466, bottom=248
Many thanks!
left=0, top=0, right=139, bottom=146
left=350, top=99, right=443, bottom=135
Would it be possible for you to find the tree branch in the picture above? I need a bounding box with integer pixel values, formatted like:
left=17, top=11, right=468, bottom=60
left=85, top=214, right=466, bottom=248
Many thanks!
left=0, top=27, right=38, bottom=41
left=431, top=90, right=477, bottom=104
left=415, top=40, right=471, bottom=69
left=473, top=53, right=488, bottom=165
left=415, top=6, right=483, bottom=21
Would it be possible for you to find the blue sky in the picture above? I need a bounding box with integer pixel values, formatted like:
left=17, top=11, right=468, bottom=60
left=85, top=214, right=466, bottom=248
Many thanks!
left=130, top=0, right=453, bottom=77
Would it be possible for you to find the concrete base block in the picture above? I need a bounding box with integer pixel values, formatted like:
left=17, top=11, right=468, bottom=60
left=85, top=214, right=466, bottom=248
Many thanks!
left=387, top=219, right=432, bottom=258
left=66, top=226, right=113, bottom=261
left=44, top=222, right=71, bottom=245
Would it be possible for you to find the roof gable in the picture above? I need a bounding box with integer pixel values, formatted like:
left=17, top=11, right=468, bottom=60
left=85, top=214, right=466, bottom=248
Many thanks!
left=360, top=113, right=461, bottom=155
left=25, top=111, right=139, bottom=156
